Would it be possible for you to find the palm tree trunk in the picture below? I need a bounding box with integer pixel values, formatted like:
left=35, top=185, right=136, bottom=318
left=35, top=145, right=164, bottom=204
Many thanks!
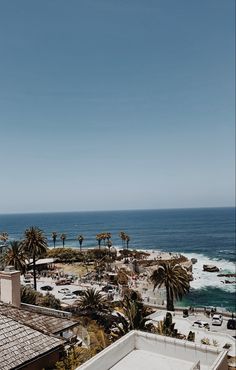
left=33, top=254, right=37, bottom=290
left=166, top=285, right=174, bottom=311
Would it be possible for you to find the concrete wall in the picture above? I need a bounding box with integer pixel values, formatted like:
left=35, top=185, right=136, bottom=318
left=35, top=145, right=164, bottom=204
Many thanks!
left=78, top=331, right=135, bottom=370
left=134, top=332, right=228, bottom=370
left=0, top=269, right=21, bottom=307
left=76, top=331, right=228, bottom=370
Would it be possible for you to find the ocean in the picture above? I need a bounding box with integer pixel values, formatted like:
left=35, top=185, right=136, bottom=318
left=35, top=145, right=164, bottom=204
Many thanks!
left=0, top=207, right=235, bottom=311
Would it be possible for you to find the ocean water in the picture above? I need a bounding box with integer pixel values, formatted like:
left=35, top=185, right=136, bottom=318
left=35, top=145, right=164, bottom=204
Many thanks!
left=0, top=207, right=235, bottom=311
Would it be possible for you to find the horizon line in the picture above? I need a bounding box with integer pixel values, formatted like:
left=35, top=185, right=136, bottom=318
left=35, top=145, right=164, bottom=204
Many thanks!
left=0, top=205, right=235, bottom=216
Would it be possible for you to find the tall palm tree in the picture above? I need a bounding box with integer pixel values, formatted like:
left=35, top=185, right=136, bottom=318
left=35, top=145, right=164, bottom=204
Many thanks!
left=22, top=226, right=48, bottom=290
left=106, top=232, right=111, bottom=243
left=96, top=234, right=102, bottom=250
left=2, top=241, right=28, bottom=274
left=125, top=235, right=130, bottom=250
left=60, top=233, right=66, bottom=248
left=52, top=232, right=57, bottom=248
left=119, top=231, right=126, bottom=248
left=77, top=235, right=84, bottom=252
left=150, top=261, right=190, bottom=311
left=107, top=239, right=112, bottom=253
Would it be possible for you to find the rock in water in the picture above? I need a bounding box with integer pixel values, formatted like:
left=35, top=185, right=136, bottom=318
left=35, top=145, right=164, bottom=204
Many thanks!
left=203, top=264, right=220, bottom=272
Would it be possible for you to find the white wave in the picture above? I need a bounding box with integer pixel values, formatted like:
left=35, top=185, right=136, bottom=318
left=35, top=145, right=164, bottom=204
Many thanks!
left=183, top=252, right=235, bottom=292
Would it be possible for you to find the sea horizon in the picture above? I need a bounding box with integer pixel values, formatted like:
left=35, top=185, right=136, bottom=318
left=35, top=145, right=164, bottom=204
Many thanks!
left=0, top=205, right=235, bottom=216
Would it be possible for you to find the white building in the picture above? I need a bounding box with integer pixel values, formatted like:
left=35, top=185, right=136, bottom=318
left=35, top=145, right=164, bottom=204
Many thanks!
left=77, top=330, right=228, bottom=370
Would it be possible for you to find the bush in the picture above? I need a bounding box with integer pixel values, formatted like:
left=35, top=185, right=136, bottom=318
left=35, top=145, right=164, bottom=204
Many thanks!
left=21, top=286, right=40, bottom=305
left=47, top=248, right=84, bottom=262
left=21, top=286, right=61, bottom=310
left=38, top=292, right=61, bottom=310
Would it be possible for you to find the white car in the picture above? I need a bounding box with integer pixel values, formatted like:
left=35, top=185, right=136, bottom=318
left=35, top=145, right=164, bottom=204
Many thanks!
left=212, top=314, right=223, bottom=326
left=61, top=293, right=77, bottom=300
left=58, top=288, right=71, bottom=294
left=192, top=320, right=209, bottom=329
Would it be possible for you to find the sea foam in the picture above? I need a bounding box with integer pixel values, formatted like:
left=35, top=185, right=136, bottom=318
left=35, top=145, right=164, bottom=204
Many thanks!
left=184, top=252, right=235, bottom=292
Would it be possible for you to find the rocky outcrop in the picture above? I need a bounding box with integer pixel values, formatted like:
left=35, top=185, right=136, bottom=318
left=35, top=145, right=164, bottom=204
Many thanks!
left=218, top=273, right=236, bottom=277
left=203, top=264, right=219, bottom=272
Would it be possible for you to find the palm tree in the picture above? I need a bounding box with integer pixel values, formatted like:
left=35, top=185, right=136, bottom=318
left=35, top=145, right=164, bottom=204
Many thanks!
left=150, top=261, right=190, bottom=311
left=21, top=226, right=48, bottom=290
left=52, top=232, right=57, bottom=248
left=125, top=235, right=130, bottom=250
left=2, top=241, right=28, bottom=273
left=119, top=231, right=126, bottom=248
left=76, top=288, right=110, bottom=318
left=107, top=239, right=112, bottom=254
left=0, top=232, right=8, bottom=244
left=77, top=235, right=84, bottom=252
left=96, top=234, right=102, bottom=250
left=60, top=233, right=66, bottom=248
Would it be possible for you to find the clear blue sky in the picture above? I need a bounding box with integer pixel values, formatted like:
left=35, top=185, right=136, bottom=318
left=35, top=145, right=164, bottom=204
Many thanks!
left=0, top=0, right=235, bottom=213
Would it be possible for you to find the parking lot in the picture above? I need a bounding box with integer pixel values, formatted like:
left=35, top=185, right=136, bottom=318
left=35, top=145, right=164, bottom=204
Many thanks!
left=22, top=275, right=120, bottom=306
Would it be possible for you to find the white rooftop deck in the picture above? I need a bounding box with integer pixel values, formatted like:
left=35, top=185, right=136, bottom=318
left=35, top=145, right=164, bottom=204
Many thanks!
left=110, top=349, right=193, bottom=370
left=77, top=331, right=228, bottom=370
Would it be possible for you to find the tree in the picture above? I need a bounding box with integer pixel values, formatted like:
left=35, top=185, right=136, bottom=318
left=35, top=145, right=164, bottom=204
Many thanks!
left=38, top=292, right=61, bottom=310
left=119, top=231, right=126, bottom=248
left=21, top=285, right=39, bottom=305
left=0, top=232, right=8, bottom=243
left=96, top=234, right=103, bottom=250
left=150, top=261, right=190, bottom=311
left=22, top=226, right=48, bottom=290
left=77, top=235, right=84, bottom=252
left=76, top=288, right=111, bottom=318
left=52, top=232, right=57, bottom=248
left=2, top=241, right=28, bottom=273
left=155, top=312, right=178, bottom=337
left=60, top=233, right=66, bottom=248
left=107, top=239, right=112, bottom=257
left=125, top=235, right=130, bottom=250
left=122, top=290, right=148, bottom=330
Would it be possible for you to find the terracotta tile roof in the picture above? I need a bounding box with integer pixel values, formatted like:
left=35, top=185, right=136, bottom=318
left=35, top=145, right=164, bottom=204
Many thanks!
left=0, top=302, right=77, bottom=335
left=0, top=314, right=62, bottom=370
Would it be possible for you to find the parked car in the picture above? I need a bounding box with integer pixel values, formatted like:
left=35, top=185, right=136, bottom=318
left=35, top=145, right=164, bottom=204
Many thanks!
left=58, top=288, right=71, bottom=294
left=227, top=319, right=236, bottom=330
left=23, top=279, right=31, bottom=284
left=61, top=293, right=77, bottom=300
left=40, top=285, right=53, bottom=291
left=101, top=285, right=114, bottom=292
left=192, top=320, right=210, bottom=329
left=212, top=314, right=223, bottom=326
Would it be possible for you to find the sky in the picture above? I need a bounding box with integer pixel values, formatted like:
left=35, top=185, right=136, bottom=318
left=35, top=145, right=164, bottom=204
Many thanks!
left=0, top=0, right=235, bottom=213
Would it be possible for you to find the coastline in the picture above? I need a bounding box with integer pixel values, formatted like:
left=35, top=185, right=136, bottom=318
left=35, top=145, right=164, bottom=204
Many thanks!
left=48, top=245, right=235, bottom=313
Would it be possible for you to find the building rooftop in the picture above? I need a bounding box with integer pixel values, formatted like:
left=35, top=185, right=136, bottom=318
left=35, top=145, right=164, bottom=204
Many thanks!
left=0, top=302, right=78, bottom=335
left=0, top=314, right=62, bottom=370
left=29, top=258, right=56, bottom=266
left=77, top=331, right=228, bottom=370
